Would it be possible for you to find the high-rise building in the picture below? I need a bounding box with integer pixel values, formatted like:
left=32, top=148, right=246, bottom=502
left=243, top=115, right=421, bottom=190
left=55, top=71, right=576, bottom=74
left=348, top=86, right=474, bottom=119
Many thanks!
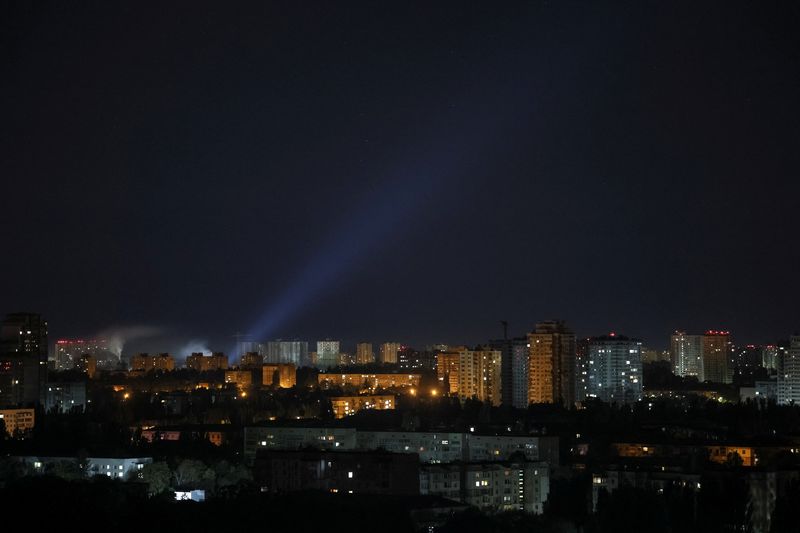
left=575, top=338, right=590, bottom=403
left=397, top=346, right=425, bottom=370
left=585, top=333, right=643, bottom=404
left=527, top=321, right=576, bottom=406
left=355, top=343, right=374, bottom=365
left=316, top=340, right=340, bottom=370
left=458, top=349, right=502, bottom=406
left=54, top=339, right=115, bottom=370
left=0, top=313, right=48, bottom=407
left=237, top=341, right=263, bottom=359
left=264, top=340, right=309, bottom=366
left=378, top=342, right=401, bottom=364
left=670, top=332, right=703, bottom=380
left=777, top=336, right=800, bottom=405
left=436, top=349, right=463, bottom=395
left=702, top=331, right=732, bottom=384
left=762, top=344, right=787, bottom=372
left=488, top=337, right=528, bottom=407
left=733, top=344, right=762, bottom=372
left=76, top=353, right=97, bottom=379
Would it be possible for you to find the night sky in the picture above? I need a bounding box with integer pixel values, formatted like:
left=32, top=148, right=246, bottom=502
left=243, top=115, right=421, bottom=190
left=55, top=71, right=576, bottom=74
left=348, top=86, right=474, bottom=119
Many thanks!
left=2, top=1, right=799, bottom=354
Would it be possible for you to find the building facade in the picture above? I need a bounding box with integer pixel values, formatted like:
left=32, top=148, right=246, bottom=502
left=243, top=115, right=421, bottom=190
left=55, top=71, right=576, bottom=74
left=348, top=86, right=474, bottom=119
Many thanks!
left=703, top=331, right=732, bottom=384
left=254, top=449, right=420, bottom=496
left=585, top=334, right=643, bottom=404
left=264, top=340, right=309, bottom=366
left=670, top=331, right=703, bottom=380
left=42, top=382, right=86, bottom=412
left=0, top=408, right=35, bottom=435
left=421, top=461, right=549, bottom=514
left=777, top=336, right=800, bottom=405
left=762, top=344, right=787, bottom=372
left=240, top=351, right=263, bottom=369
left=527, top=321, right=576, bottom=406
left=458, top=349, right=502, bottom=406
left=329, top=395, right=395, bottom=419
left=224, top=370, right=253, bottom=388
left=54, top=338, right=115, bottom=370
left=488, top=337, right=528, bottom=407
left=0, top=312, right=48, bottom=407
left=131, top=353, right=176, bottom=372
left=316, top=340, right=340, bottom=370
left=244, top=426, right=560, bottom=466
left=185, top=352, right=228, bottom=372
left=436, top=349, right=462, bottom=395
left=355, top=342, right=374, bottom=364
left=262, top=363, right=297, bottom=388
left=317, top=373, right=420, bottom=391
left=17, top=456, right=152, bottom=479
left=378, top=342, right=401, bottom=364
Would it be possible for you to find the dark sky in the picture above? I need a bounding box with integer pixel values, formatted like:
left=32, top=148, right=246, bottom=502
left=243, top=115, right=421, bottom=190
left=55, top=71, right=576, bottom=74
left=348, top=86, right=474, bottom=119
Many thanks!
left=2, top=1, right=799, bottom=354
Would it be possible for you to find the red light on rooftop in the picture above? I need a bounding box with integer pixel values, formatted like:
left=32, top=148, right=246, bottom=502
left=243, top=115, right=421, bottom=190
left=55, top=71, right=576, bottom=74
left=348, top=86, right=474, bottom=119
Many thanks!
left=609, top=332, right=616, bottom=337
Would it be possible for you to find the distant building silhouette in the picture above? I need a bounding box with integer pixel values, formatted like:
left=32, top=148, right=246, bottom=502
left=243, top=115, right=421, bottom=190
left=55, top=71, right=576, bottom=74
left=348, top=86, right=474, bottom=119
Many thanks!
left=0, top=312, right=48, bottom=407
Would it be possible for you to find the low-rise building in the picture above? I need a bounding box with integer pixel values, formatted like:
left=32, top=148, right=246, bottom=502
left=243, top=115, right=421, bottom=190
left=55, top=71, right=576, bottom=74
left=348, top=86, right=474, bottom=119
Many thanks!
left=225, top=370, right=254, bottom=388
left=612, top=442, right=756, bottom=466
left=591, top=465, right=702, bottom=510
left=254, top=449, right=420, bottom=495
left=16, top=456, right=153, bottom=479
left=318, top=373, right=421, bottom=391
left=244, top=426, right=559, bottom=466
left=330, top=395, right=395, bottom=419
left=262, top=363, right=296, bottom=388
left=0, top=408, right=34, bottom=436
left=42, top=382, right=86, bottom=412
left=421, top=461, right=549, bottom=514
left=240, top=352, right=263, bottom=369
left=131, top=353, right=175, bottom=372
left=185, top=352, right=228, bottom=372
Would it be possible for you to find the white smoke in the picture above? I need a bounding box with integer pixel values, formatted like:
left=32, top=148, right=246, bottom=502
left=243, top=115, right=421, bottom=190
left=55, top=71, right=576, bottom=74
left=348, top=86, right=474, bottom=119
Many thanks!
left=177, top=339, right=213, bottom=361
left=97, top=325, right=163, bottom=359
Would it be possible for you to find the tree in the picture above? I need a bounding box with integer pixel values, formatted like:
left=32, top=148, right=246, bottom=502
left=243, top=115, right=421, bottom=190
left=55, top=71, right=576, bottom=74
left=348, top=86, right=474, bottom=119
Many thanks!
left=214, top=460, right=252, bottom=490
left=46, top=460, right=84, bottom=481
left=140, top=461, right=172, bottom=495
left=173, top=459, right=211, bottom=488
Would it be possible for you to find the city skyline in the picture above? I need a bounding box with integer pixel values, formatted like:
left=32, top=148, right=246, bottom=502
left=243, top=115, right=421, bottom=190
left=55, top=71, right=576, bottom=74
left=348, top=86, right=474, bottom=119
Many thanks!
left=36, top=321, right=798, bottom=357
left=3, top=3, right=800, bottom=530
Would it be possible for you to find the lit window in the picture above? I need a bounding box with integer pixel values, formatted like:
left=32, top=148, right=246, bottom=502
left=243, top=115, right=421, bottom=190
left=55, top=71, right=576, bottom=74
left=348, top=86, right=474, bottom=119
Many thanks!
left=348, top=471, right=353, bottom=478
